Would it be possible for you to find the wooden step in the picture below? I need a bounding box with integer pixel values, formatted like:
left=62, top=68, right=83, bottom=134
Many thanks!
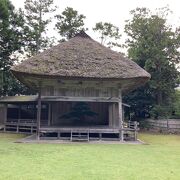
left=72, top=135, right=88, bottom=137
left=71, top=131, right=89, bottom=142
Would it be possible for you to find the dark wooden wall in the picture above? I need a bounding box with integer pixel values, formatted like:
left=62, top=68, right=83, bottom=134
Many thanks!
left=109, top=103, right=119, bottom=127
left=0, top=104, right=6, bottom=125
left=42, top=86, right=118, bottom=97
left=51, top=102, right=109, bottom=126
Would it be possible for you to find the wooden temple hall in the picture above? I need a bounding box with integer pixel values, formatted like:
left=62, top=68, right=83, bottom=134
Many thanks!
left=0, top=31, right=150, bottom=141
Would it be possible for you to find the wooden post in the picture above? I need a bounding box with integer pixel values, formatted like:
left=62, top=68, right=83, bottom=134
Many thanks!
left=18, top=105, right=21, bottom=123
left=87, top=134, right=89, bottom=142
left=48, top=103, right=51, bottom=126
left=36, top=88, right=42, bottom=140
left=58, top=131, right=61, bottom=139
left=134, top=121, right=138, bottom=141
left=109, top=103, right=119, bottom=128
left=118, top=89, right=124, bottom=141
left=31, top=126, right=33, bottom=134
left=70, top=130, right=72, bottom=141
left=4, top=104, right=7, bottom=123
left=108, top=103, right=113, bottom=127
left=99, top=133, right=102, bottom=140
left=167, top=119, right=169, bottom=131
left=17, top=105, right=21, bottom=133
left=4, top=104, right=7, bottom=132
left=122, top=105, right=124, bottom=122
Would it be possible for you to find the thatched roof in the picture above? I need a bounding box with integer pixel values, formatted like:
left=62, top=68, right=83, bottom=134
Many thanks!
left=11, top=31, right=150, bottom=80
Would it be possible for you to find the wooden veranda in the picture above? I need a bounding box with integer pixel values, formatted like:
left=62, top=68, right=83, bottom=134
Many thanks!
left=0, top=95, right=139, bottom=141
left=39, top=124, right=138, bottom=141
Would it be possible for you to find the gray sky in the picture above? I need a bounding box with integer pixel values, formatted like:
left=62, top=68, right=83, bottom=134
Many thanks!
left=11, top=0, right=180, bottom=27
left=11, top=0, right=180, bottom=50
left=10, top=0, right=180, bottom=70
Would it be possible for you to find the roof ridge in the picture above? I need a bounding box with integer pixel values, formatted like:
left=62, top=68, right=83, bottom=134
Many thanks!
left=74, top=30, right=92, bottom=39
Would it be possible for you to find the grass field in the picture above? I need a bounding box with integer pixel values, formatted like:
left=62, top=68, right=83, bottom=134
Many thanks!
left=0, top=133, right=180, bottom=180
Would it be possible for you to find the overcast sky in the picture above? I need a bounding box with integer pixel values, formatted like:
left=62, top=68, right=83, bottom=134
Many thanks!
left=11, top=0, right=180, bottom=49
left=10, top=0, right=180, bottom=70
left=11, top=0, right=180, bottom=35
left=11, top=0, right=180, bottom=27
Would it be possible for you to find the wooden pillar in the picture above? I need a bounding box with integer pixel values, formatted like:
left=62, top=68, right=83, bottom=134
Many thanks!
left=99, top=133, right=102, bottom=140
left=16, top=105, right=21, bottom=133
left=134, top=121, right=138, bottom=141
left=4, top=104, right=7, bottom=124
left=113, top=103, right=118, bottom=127
left=3, top=104, right=7, bottom=132
left=18, top=105, right=21, bottom=123
left=109, top=103, right=118, bottom=127
left=118, top=89, right=124, bottom=141
left=108, top=103, right=113, bottom=127
left=31, top=126, right=33, bottom=134
left=48, top=103, right=51, bottom=126
left=36, top=88, right=42, bottom=140
left=57, top=131, right=61, bottom=139
left=122, top=105, right=124, bottom=122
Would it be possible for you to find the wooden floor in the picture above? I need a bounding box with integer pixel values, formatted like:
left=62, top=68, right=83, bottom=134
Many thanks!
left=40, top=126, right=134, bottom=133
left=39, top=126, right=137, bottom=141
left=2, top=124, right=138, bottom=141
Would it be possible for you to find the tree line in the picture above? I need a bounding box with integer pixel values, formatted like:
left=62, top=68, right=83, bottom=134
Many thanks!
left=0, top=0, right=179, bottom=119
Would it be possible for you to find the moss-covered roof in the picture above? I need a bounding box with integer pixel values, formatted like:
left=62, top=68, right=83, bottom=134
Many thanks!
left=11, top=31, right=150, bottom=81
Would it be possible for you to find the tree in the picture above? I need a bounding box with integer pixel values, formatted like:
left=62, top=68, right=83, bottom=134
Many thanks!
left=173, top=90, right=180, bottom=118
left=0, top=0, right=31, bottom=96
left=93, top=22, right=121, bottom=48
left=124, top=7, right=180, bottom=119
left=55, top=7, right=86, bottom=40
left=24, top=0, right=56, bottom=55
left=60, top=102, right=98, bottom=123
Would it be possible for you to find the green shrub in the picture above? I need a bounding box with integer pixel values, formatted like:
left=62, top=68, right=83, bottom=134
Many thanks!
left=172, top=90, right=180, bottom=118
left=139, top=119, right=152, bottom=130
left=150, top=105, right=172, bottom=119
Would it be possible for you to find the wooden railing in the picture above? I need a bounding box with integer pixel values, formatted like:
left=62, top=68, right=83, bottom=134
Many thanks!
left=6, top=119, right=48, bottom=126
left=123, top=121, right=139, bottom=130
left=7, top=118, right=36, bottom=124
left=147, top=119, right=180, bottom=133
left=3, top=119, right=139, bottom=141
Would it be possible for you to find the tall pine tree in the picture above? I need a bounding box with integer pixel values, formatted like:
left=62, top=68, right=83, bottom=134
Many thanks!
left=55, top=7, right=86, bottom=40
left=124, top=7, right=180, bottom=119
left=0, top=0, right=30, bottom=96
left=24, top=0, right=57, bottom=55
left=93, top=22, right=121, bottom=48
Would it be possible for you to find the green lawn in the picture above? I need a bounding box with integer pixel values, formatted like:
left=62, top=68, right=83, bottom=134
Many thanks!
left=0, top=133, right=180, bottom=180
